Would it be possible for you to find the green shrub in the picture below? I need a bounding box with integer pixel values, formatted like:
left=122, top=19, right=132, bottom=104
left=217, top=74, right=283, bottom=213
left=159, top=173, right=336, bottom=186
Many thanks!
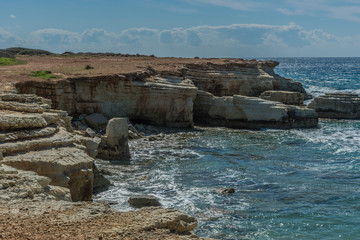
left=85, top=64, right=94, bottom=70
left=30, top=71, right=57, bottom=80
left=0, top=57, right=25, bottom=66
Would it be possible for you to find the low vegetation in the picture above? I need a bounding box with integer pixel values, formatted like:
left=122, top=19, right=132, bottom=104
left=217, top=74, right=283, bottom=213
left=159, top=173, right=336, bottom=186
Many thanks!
left=0, top=57, right=25, bottom=66
left=85, top=64, right=94, bottom=70
left=5, top=47, right=52, bottom=56
left=30, top=71, right=57, bottom=80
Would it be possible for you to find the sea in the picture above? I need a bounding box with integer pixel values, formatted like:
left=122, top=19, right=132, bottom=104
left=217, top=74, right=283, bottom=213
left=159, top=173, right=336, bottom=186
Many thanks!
left=96, top=58, right=360, bottom=240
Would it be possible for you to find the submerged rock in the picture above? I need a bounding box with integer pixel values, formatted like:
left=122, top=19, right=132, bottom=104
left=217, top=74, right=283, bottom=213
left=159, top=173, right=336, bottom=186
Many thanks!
left=308, top=93, right=360, bottom=119
left=128, top=195, right=161, bottom=208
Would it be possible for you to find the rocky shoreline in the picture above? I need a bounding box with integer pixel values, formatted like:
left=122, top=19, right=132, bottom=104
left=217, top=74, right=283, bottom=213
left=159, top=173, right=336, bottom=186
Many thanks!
left=1, top=54, right=359, bottom=239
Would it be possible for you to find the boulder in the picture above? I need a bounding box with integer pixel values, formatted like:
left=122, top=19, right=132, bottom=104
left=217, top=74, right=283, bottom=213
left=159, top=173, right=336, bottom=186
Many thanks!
left=85, top=113, right=108, bottom=130
left=128, top=195, right=161, bottom=208
left=260, top=90, right=304, bottom=106
left=97, top=118, right=130, bottom=160
left=194, top=90, right=318, bottom=129
left=308, top=93, right=360, bottom=119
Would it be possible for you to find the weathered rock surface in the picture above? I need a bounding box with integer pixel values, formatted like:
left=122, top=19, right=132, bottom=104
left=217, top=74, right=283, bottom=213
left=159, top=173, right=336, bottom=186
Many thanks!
left=16, top=73, right=198, bottom=128
left=97, top=118, right=130, bottom=160
left=0, top=93, right=95, bottom=201
left=186, top=61, right=309, bottom=98
left=260, top=90, right=304, bottom=106
left=308, top=93, right=360, bottom=119
left=128, top=195, right=161, bottom=208
left=0, top=163, right=71, bottom=202
left=0, top=200, right=200, bottom=239
left=194, top=90, right=318, bottom=129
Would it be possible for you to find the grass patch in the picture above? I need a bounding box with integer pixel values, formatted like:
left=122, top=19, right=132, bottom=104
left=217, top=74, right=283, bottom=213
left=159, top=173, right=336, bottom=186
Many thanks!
left=31, top=71, right=57, bottom=80
left=0, top=57, right=25, bottom=66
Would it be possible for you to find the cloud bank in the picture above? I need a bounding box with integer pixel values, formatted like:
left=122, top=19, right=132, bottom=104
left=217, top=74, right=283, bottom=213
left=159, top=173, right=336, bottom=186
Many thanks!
left=2, top=23, right=360, bottom=57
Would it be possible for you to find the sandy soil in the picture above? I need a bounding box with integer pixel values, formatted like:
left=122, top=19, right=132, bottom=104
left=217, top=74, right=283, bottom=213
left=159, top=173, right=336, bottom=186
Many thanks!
left=0, top=55, right=246, bottom=91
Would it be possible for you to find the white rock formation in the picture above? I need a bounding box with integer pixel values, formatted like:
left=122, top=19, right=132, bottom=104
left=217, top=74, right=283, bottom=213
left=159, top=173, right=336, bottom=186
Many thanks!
left=97, top=118, right=130, bottom=160
left=308, top=93, right=360, bottom=119
left=194, top=91, right=318, bottom=129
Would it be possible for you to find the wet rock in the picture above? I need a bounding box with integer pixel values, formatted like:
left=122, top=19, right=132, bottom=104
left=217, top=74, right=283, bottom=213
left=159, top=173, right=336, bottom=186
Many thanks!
left=128, top=195, right=161, bottom=208
left=92, top=163, right=112, bottom=194
left=219, top=188, right=235, bottom=195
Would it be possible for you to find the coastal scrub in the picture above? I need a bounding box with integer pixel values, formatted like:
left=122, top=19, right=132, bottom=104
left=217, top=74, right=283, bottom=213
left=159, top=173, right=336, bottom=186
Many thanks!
left=0, top=57, right=25, bottom=66
left=31, top=71, right=57, bottom=80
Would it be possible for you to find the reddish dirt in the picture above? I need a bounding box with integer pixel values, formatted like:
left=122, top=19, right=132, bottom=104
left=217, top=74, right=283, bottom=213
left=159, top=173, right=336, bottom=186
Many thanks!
left=0, top=55, right=246, bottom=91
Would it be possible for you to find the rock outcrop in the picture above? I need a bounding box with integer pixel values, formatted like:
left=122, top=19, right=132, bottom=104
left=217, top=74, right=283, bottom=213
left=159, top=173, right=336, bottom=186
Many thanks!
left=186, top=61, right=309, bottom=98
left=16, top=73, right=198, bottom=128
left=128, top=195, right=161, bottom=208
left=260, top=90, right=304, bottom=106
left=308, top=93, right=360, bottom=119
left=97, top=118, right=130, bottom=160
left=194, top=91, right=318, bottom=129
left=0, top=163, right=71, bottom=201
left=0, top=93, right=94, bottom=201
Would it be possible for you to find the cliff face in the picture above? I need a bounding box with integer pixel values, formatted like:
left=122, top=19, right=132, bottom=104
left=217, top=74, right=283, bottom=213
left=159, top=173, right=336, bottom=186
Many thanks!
left=186, top=61, right=307, bottom=97
left=0, top=94, right=94, bottom=201
left=15, top=59, right=311, bottom=129
left=16, top=73, right=197, bottom=128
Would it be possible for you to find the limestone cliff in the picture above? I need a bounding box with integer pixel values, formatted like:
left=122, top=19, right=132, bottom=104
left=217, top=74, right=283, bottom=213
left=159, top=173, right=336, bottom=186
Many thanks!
left=186, top=61, right=308, bottom=98
left=308, top=93, right=360, bottom=119
left=0, top=93, right=94, bottom=201
left=16, top=72, right=197, bottom=128
left=15, top=60, right=310, bottom=128
left=194, top=91, right=318, bottom=129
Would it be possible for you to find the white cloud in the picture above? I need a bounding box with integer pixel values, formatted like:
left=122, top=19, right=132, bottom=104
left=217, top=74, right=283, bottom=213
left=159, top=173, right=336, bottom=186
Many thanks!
left=280, top=0, right=360, bottom=22
left=1, top=23, right=359, bottom=57
left=0, top=28, right=23, bottom=46
left=10, top=14, right=16, bottom=19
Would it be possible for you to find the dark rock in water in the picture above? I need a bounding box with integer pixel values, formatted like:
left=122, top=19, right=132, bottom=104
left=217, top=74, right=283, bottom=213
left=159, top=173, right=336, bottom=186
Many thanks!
left=219, top=188, right=235, bottom=195
left=92, top=163, right=112, bottom=194
left=128, top=194, right=161, bottom=208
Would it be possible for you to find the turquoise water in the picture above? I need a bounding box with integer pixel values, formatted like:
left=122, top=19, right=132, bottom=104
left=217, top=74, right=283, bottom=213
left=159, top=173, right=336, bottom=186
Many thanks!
left=97, top=58, right=360, bottom=239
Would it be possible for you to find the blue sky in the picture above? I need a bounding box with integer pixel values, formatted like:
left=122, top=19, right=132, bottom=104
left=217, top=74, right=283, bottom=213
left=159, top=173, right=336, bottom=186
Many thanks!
left=1, top=0, right=360, bottom=57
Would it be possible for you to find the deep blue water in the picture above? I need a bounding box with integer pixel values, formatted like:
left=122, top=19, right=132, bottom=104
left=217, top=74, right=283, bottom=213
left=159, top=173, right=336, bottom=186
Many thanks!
left=97, top=58, right=360, bottom=239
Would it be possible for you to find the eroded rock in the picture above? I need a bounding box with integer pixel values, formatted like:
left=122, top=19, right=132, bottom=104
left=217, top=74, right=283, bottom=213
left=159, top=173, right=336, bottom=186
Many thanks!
left=128, top=195, right=161, bottom=208
left=308, top=93, right=360, bottom=119
left=194, top=90, right=318, bottom=129
left=97, top=118, right=130, bottom=160
left=260, top=90, right=304, bottom=106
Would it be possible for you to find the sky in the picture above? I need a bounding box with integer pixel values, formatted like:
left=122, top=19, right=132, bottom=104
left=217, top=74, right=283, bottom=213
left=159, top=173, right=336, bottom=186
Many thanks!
left=1, top=0, right=360, bottom=57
